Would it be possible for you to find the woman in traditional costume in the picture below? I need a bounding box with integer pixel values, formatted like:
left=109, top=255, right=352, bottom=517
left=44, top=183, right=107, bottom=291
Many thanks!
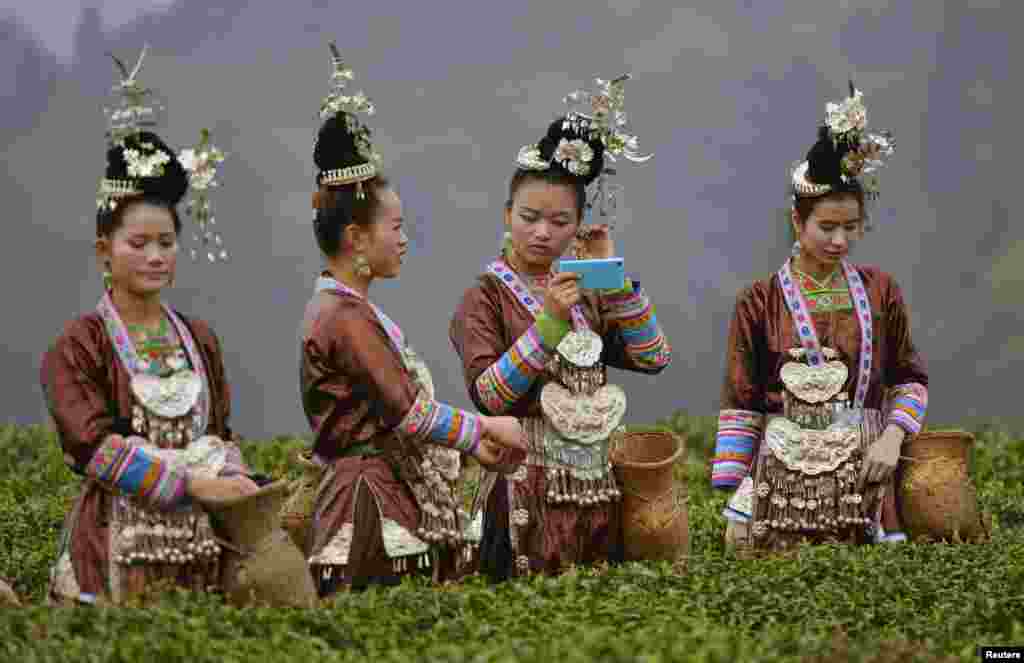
left=450, top=75, right=672, bottom=580
left=712, top=83, right=928, bottom=550
left=300, top=44, right=527, bottom=596
left=42, top=47, right=258, bottom=604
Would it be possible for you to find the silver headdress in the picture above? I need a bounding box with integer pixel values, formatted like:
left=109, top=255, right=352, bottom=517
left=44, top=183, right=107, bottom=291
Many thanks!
left=314, top=42, right=381, bottom=200
left=97, top=45, right=164, bottom=209
left=103, top=44, right=165, bottom=144
left=97, top=45, right=230, bottom=263
left=791, top=80, right=895, bottom=201
left=516, top=74, right=654, bottom=229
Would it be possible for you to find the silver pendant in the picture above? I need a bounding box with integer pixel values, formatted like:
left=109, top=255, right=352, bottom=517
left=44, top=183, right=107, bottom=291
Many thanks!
left=556, top=328, right=603, bottom=367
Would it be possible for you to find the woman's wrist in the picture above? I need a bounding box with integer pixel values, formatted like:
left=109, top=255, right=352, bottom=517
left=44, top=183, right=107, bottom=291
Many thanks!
left=534, top=311, right=571, bottom=348
left=467, top=418, right=490, bottom=459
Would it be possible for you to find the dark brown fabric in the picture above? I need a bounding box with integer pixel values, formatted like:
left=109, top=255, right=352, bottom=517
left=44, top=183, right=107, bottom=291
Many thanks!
left=39, top=310, right=235, bottom=598
left=66, top=488, right=109, bottom=596
left=487, top=467, right=623, bottom=575
left=300, top=290, right=421, bottom=460
left=720, top=265, right=928, bottom=421
left=307, top=455, right=421, bottom=559
left=346, top=479, right=399, bottom=582
left=309, top=456, right=457, bottom=594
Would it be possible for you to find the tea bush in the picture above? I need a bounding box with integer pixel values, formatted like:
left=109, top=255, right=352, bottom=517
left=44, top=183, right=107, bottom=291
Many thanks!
left=1, top=415, right=1022, bottom=661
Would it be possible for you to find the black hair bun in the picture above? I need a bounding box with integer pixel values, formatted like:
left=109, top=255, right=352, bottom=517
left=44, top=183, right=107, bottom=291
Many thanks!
left=535, top=115, right=606, bottom=187
left=314, top=112, right=369, bottom=177
left=805, top=125, right=857, bottom=189
left=105, top=131, right=188, bottom=206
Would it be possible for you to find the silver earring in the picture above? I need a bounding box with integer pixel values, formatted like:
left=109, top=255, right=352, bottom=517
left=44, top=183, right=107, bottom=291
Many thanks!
left=791, top=240, right=801, bottom=257
left=354, top=253, right=372, bottom=278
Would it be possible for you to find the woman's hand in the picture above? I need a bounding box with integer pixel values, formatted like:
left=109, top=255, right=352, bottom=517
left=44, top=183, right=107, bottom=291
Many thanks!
left=859, top=424, right=906, bottom=488
left=543, top=272, right=582, bottom=322
left=575, top=224, right=615, bottom=259
left=476, top=416, right=527, bottom=471
left=187, top=473, right=261, bottom=504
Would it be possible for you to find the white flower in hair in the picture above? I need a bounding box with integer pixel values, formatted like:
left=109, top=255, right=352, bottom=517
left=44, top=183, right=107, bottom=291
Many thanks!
left=825, top=87, right=867, bottom=136
left=553, top=138, right=594, bottom=176
left=516, top=144, right=550, bottom=171
left=178, top=129, right=226, bottom=191
left=180, top=129, right=230, bottom=263
left=860, top=131, right=894, bottom=173
left=123, top=146, right=171, bottom=178
left=178, top=148, right=196, bottom=172
left=796, top=82, right=895, bottom=201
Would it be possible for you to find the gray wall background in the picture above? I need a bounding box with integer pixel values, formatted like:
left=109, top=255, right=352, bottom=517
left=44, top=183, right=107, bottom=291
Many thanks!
left=3, top=1, right=1021, bottom=438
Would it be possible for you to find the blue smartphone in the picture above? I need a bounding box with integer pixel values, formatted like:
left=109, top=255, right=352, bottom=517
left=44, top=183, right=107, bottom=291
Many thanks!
left=558, top=257, right=625, bottom=290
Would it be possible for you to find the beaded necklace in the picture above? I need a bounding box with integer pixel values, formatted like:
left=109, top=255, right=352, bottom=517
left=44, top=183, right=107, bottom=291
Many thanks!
left=126, top=316, right=186, bottom=377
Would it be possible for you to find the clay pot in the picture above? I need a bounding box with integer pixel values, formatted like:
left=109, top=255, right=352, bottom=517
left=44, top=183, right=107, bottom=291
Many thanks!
left=610, top=431, right=689, bottom=562
left=280, top=450, right=326, bottom=551
left=898, top=430, right=987, bottom=542
left=204, top=480, right=317, bottom=607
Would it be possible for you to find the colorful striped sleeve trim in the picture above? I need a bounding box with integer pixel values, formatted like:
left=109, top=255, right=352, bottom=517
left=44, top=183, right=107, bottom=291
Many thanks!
left=602, top=283, right=672, bottom=370
left=473, top=323, right=554, bottom=414
left=887, top=382, right=928, bottom=436
left=711, top=409, right=765, bottom=489
left=399, top=391, right=482, bottom=455
left=85, top=435, right=188, bottom=510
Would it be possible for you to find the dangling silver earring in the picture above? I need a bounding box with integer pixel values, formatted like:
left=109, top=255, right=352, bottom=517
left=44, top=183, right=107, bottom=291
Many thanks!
left=791, top=240, right=802, bottom=257
left=354, top=253, right=372, bottom=278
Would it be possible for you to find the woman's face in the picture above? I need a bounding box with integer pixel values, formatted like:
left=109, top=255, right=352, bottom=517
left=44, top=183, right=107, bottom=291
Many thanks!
left=98, top=201, right=178, bottom=297
left=358, top=187, right=408, bottom=279
left=504, top=178, right=580, bottom=272
left=793, top=195, right=864, bottom=269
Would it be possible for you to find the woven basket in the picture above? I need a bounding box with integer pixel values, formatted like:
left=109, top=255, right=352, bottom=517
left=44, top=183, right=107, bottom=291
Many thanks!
left=898, top=430, right=987, bottom=542
left=205, top=480, right=317, bottom=607
left=280, top=450, right=326, bottom=550
left=610, top=430, right=689, bottom=562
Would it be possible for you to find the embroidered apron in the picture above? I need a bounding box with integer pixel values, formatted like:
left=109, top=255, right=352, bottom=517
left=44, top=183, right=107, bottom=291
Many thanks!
left=745, top=259, right=884, bottom=546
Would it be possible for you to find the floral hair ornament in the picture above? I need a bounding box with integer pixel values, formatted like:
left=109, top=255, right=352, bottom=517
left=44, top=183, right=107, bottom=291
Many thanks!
left=566, top=74, right=653, bottom=232
left=516, top=74, right=654, bottom=232
left=791, top=80, right=895, bottom=201
left=178, top=129, right=229, bottom=263
left=313, top=41, right=381, bottom=203
left=97, top=45, right=171, bottom=211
